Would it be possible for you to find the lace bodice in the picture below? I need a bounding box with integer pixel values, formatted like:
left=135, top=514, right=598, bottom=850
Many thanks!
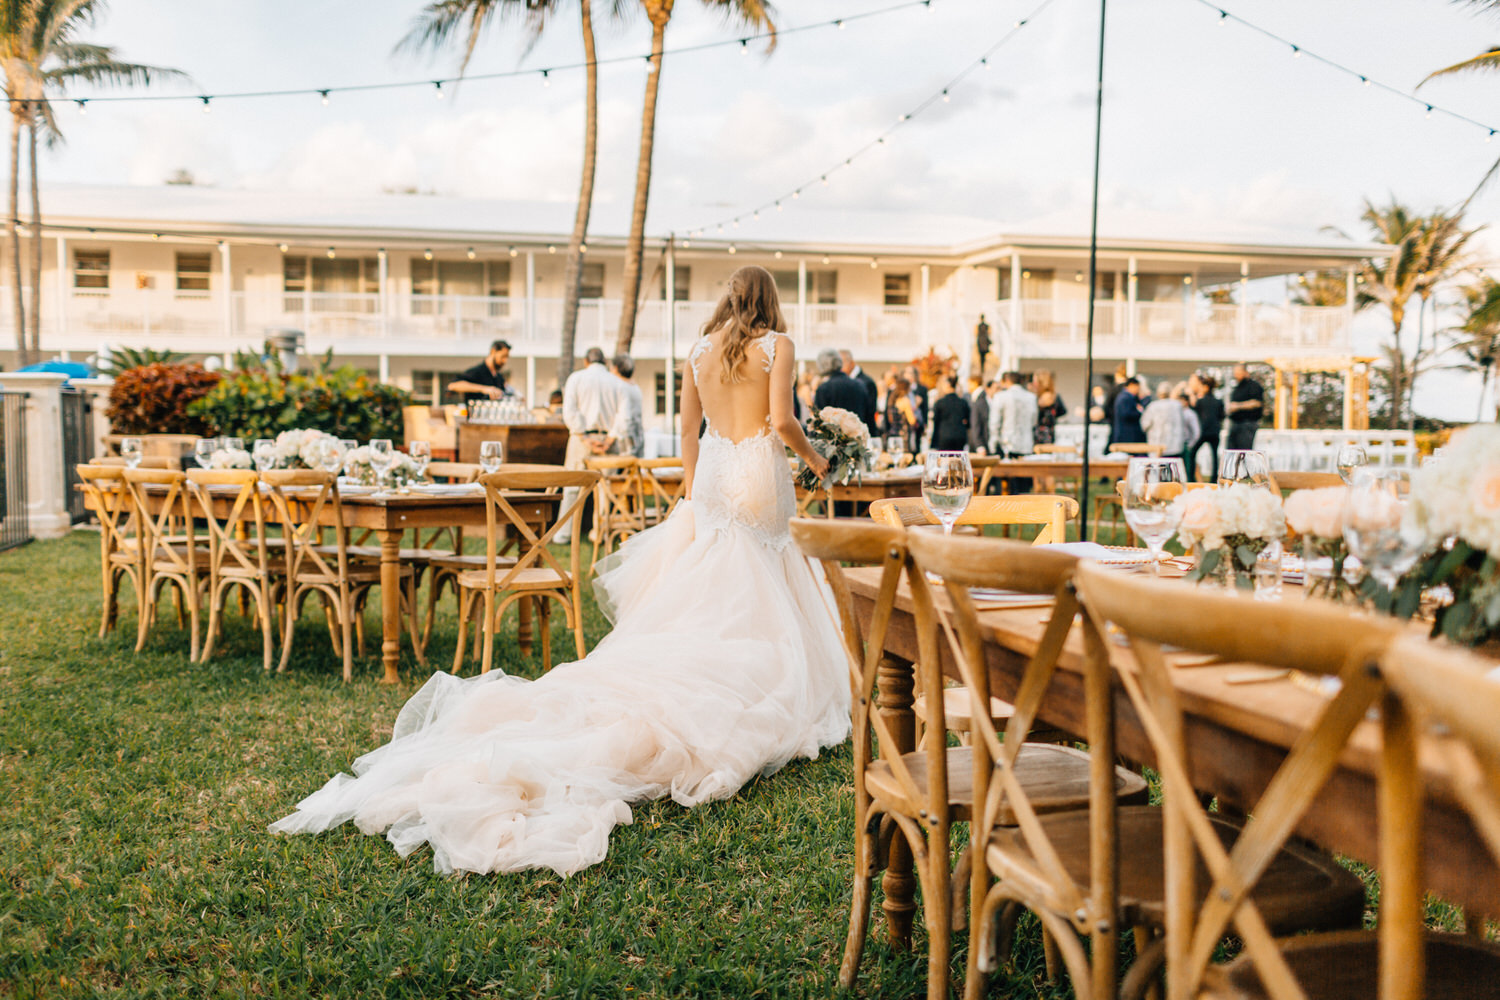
left=687, top=330, right=786, bottom=383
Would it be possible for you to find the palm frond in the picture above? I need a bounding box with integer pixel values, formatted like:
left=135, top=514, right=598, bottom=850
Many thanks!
left=696, top=0, right=778, bottom=52
left=1419, top=45, right=1500, bottom=86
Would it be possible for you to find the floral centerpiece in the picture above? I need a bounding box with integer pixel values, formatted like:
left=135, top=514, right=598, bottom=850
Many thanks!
left=206, top=446, right=252, bottom=470
left=1284, top=486, right=1355, bottom=601
left=1172, top=483, right=1286, bottom=591
left=342, top=446, right=419, bottom=488
left=795, top=406, right=874, bottom=491
left=1392, top=424, right=1500, bottom=646
left=270, top=429, right=343, bottom=470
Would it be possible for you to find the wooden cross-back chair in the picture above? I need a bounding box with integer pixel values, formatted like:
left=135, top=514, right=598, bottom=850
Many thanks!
left=453, top=466, right=600, bottom=675
left=416, top=461, right=492, bottom=654
left=92, top=455, right=177, bottom=469
left=970, top=455, right=1003, bottom=496
left=186, top=469, right=281, bottom=671
left=903, top=531, right=1149, bottom=1000
left=585, top=456, right=646, bottom=569
left=787, top=517, right=916, bottom=995
left=77, top=463, right=144, bottom=640
left=264, top=470, right=420, bottom=681
left=1073, top=565, right=1383, bottom=1000
left=637, top=457, right=686, bottom=524
left=121, top=467, right=209, bottom=659
left=869, top=494, right=1079, bottom=544
left=1113, top=443, right=1166, bottom=456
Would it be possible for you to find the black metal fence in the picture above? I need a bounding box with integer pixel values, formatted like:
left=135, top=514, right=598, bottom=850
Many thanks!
left=60, top=387, right=93, bottom=523
left=0, top=390, right=29, bottom=551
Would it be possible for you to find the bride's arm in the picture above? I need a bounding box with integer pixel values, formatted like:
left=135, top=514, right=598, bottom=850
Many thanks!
left=680, top=359, right=701, bottom=500
left=771, top=340, right=830, bottom=479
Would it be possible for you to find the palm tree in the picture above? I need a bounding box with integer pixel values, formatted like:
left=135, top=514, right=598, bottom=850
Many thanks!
left=1406, top=210, right=1479, bottom=429
left=1449, top=277, right=1500, bottom=421
left=399, top=0, right=601, bottom=386
left=1, top=0, right=184, bottom=365
left=613, top=0, right=777, bottom=355
left=1290, top=270, right=1348, bottom=308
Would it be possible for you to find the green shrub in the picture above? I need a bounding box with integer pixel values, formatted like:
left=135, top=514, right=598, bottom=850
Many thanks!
left=105, top=363, right=221, bottom=435
left=188, top=356, right=409, bottom=442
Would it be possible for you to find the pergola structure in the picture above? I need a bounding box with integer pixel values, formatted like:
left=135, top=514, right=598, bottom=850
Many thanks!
left=1265, top=355, right=1378, bottom=430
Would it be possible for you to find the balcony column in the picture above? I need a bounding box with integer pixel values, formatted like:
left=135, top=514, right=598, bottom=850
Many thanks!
left=526, top=355, right=537, bottom=406
left=377, top=249, right=389, bottom=339
left=525, top=251, right=537, bottom=347
left=54, top=235, right=67, bottom=349
left=920, top=264, right=931, bottom=346
left=1238, top=260, right=1249, bottom=346
left=1126, top=255, right=1138, bottom=343
left=1008, top=254, right=1022, bottom=370
left=218, top=241, right=232, bottom=344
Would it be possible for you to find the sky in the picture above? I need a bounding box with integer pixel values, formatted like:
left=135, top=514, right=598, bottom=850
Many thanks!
left=31, top=0, right=1500, bottom=418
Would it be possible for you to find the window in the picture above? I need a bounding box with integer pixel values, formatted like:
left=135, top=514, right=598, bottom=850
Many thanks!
left=580, top=262, right=605, bottom=300
left=175, top=252, right=212, bottom=293
left=770, top=268, right=838, bottom=304
left=1020, top=267, right=1053, bottom=300
left=74, top=249, right=109, bottom=290
left=488, top=260, right=511, bottom=298
left=411, top=370, right=466, bottom=405
left=655, top=371, right=682, bottom=416
left=663, top=265, right=690, bottom=302
left=772, top=269, right=799, bottom=301
left=412, top=259, right=511, bottom=315
left=883, top=273, right=912, bottom=307
left=283, top=256, right=379, bottom=294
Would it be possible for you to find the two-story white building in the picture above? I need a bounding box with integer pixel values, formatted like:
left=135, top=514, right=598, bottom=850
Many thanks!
left=0, top=184, right=1383, bottom=427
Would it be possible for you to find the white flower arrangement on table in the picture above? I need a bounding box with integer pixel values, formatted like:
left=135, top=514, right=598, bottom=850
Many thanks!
left=1390, top=424, right=1500, bottom=646
left=270, top=428, right=343, bottom=470
left=1284, top=485, right=1354, bottom=601
left=1172, top=483, right=1286, bottom=590
left=795, top=406, right=874, bottom=491
left=207, top=447, right=253, bottom=470
left=341, top=447, right=419, bottom=488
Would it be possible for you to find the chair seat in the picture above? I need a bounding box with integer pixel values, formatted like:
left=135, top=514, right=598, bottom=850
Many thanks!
left=987, top=805, right=1366, bottom=935
left=1208, top=929, right=1500, bottom=1000
left=428, top=553, right=517, bottom=571
left=342, top=545, right=450, bottom=563
left=292, top=562, right=414, bottom=587
left=865, top=744, right=1148, bottom=826
left=455, top=567, right=571, bottom=591
left=914, top=686, right=1016, bottom=731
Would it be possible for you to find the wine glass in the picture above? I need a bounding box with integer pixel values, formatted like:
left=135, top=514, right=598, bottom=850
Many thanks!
left=479, top=440, right=504, bottom=475
left=315, top=438, right=344, bottom=475
left=1335, top=443, right=1369, bottom=485
left=921, top=451, right=974, bottom=535
left=1122, top=456, right=1187, bottom=575
left=886, top=435, right=908, bottom=469
left=252, top=439, right=276, bottom=473
left=369, top=439, right=394, bottom=495
left=120, top=437, right=144, bottom=469
left=220, top=437, right=244, bottom=453
left=1341, top=472, right=1423, bottom=593
left=408, top=440, right=431, bottom=482
left=1218, top=449, right=1274, bottom=490
left=193, top=438, right=217, bottom=469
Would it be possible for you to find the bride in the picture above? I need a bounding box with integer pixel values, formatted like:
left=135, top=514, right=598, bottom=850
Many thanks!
left=271, top=265, right=847, bottom=876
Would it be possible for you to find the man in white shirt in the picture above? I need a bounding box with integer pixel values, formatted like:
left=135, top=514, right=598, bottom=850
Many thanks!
left=557, top=347, right=625, bottom=544
left=989, top=371, right=1038, bottom=493
left=602, top=354, right=644, bottom=459
left=1140, top=378, right=1186, bottom=457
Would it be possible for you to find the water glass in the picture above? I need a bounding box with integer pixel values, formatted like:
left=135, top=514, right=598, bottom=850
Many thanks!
left=1341, top=472, right=1422, bottom=592
left=369, top=439, right=394, bottom=494
left=252, top=439, right=276, bottom=473
left=1218, top=449, right=1274, bottom=490
left=408, top=440, right=431, bottom=481
left=921, top=451, right=973, bottom=535
left=885, top=435, right=906, bottom=467
left=221, top=437, right=244, bottom=453
left=1253, top=539, right=1284, bottom=601
left=316, top=438, right=345, bottom=474
left=479, top=440, right=504, bottom=475
left=120, top=437, right=144, bottom=469
left=1122, top=456, right=1186, bottom=574
left=193, top=438, right=217, bottom=469
left=1335, top=443, right=1369, bottom=485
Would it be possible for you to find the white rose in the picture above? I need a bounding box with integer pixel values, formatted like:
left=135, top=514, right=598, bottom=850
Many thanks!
left=1285, top=487, right=1346, bottom=540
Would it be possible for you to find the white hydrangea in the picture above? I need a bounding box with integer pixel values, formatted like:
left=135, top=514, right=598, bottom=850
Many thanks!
left=208, top=447, right=252, bottom=470
left=1408, top=424, right=1500, bottom=554
left=1283, top=486, right=1348, bottom=540
left=1171, top=483, right=1285, bottom=551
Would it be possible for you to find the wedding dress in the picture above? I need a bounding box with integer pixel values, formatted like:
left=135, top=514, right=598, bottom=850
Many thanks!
left=270, top=332, right=850, bottom=876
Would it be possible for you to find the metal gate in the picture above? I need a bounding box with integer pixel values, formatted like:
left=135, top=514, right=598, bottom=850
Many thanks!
left=0, top=390, right=29, bottom=551
left=60, top=387, right=93, bottom=523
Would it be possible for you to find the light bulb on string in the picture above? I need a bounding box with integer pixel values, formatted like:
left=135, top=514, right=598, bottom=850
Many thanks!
left=941, top=89, right=950, bottom=103
left=775, top=202, right=783, bottom=212
left=434, top=81, right=444, bottom=99
left=820, top=175, right=828, bottom=186
left=579, top=243, right=588, bottom=253
left=740, top=39, right=748, bottom=55
left=277, top=243, right=288, bottom=253
left=75, top=99, right=86, bottom=115
left=423, top=249, right=433, bottom=260
left=548, top=245, right=556, bottom=253
left=728, top=244, right=737, bottom=255
left=835, top=19, right=844, bottom=29
left=200, top=96, right=212, bottom=113
left=774, top=250, right=783, bottom=259
left=752, top=210, right=760, bottom=220
left=732, top=218, right=740, bottom=228
left=870, top=258, right=879, bottom=269
left=981, top=57, right=989, bottom=69
left=319, top=90, right=329, bottom=106
left=822, top=256, right=830, bottom=265
left=326, top=247, right=336, bottom=259
left=682, top=239, right=690, bottom=248
left=1291, top=45, right=1300, bottom=57
left=1218, top=8, right=1228, bottom=21
left=466, top=247, right=476, bottom=260
left=542, top=70, right=550, bottom=88
left=1425, top=105, right=1433, bottom=119
left=791, top=190, right=800, bottom=200
left=508, top=246, right=518, bottom=257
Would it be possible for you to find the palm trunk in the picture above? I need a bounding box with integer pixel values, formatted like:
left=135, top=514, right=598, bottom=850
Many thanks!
left=1480, top=364, right=1492, bottom=423
left=1408, top=294, right=1427, bottom=434
left=557, top=0, right=598, bottom=386
left=8, top=109, right=25, bottom=367
left=28, top=112, right=41, bottom=360
left=614, top=14, right=669, bottom=356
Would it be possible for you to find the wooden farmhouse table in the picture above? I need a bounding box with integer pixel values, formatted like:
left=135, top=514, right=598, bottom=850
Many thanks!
left=844, top=567, right=1500, bottom=947
left=86, top=484, right=560, bottom=684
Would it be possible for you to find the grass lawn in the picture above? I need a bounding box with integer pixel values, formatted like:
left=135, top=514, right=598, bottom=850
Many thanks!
left=1, top=531, right=1079, bottom=999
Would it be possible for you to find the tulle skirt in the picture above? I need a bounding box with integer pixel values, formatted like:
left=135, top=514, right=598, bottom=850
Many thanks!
left=269, top=501, right=851, bottom=876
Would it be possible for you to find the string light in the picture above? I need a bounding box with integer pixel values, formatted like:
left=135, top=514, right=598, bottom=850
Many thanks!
left=319, top=90, right=330, bottom=106
left=1201, top=0, right=1500, bottom=137
left=326, top=247, right=336, bottom=259
left=434, top=81, right=444, bottom=99
left=542, top=69, right=550, bottom=87
left=423, top=248, right=433, bottom=260
left=508, top=246, right=518, bottom=257
left=277, top=243, right=288, bottom=253
left=200, top=96, right=211, bottom=113
left=548, top=245, right=556, bottom=253
left=579, top=243, right=588, bottom=253
left=466, top=247, right=476, bottom=259
left=728, top=244, right=737, bottom=254
left=75, top=99, right=86, bottom=115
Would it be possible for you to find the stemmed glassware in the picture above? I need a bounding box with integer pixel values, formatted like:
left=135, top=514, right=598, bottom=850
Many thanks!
left=479, top=440, right=504, bottom=475
left=886, top=435, right=908, bottom=469
left=369, top=439, right=394, bottom=495
left=193, top=438, right=217, bottom=469
left=252, top=439, right=276, bottom=473
left=921, top=451, right=974, bottom=535
left=120, top=437, right=144, bottom=469
left=315, top=439, right=344, bottom=475
left=1218, top=449, right=1274, bottom=490
left=1335, top=444, right=1369, bottom=485
left=220, top=437, right=244, bottom=454
left=1122, top=456, right=1186, bottom=575
left=408, top=440, right=431, bottom=483
left=1341, top=472, right=1422, bottom=593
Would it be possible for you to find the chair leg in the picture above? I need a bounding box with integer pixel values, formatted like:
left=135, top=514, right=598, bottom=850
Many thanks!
left=339, top=590, right=355, bottom=683
left=479, top=589, right=495, bottom=675
left=572, top=586, right=586, bottom=659
left=1044, top=924, right=1062, bottom=983
left=136, top=577, right=160, bottom=653
left=98, top=565, right=116, bottom=639
left=451, top=588, right=471, bottom=674
left=540, top=599, right=553, bottom=673
left=278, top=591, right=298, bottom=673
left=186, top=581, right=202, bottom=662
left=202, top=580, right=224, bottom=663
left=839, top=834, right=876, bottom=990
left=924, top=830, right=953, bottom=1000
left=257, top=585, right=274, bottom=673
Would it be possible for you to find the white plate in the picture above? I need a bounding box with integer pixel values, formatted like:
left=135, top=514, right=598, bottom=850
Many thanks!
left=409, top=482, right=482, bottom=496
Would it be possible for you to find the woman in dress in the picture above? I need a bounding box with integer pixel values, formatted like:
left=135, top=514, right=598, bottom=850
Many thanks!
left=1030, top=369, right=1066, bottom=446
left=271, top=266, right=842, bottom=877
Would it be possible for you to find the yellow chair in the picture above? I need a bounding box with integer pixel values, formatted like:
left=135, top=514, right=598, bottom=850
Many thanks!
left=186, top=469, right=281, bottom=671
left=868, top=494, right=1079, bottom=545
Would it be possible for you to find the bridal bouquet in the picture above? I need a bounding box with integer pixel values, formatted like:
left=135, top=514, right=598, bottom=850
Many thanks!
left=1391, top=424, right=1500, bottom=646
left=207, top=445, right=252, bottom=470
left=342, top=446, right=419, bottom=488
left=1173, top=484, right=1286, bottom=590
left=796, top=406, right=873, bottom=491
left=1284, top=486, right=1355, bottom=601
left=269, top=428, right=345, bottom=470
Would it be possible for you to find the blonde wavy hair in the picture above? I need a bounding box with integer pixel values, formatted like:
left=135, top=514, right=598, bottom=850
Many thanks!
left=700, top=265, right=787, bottom=383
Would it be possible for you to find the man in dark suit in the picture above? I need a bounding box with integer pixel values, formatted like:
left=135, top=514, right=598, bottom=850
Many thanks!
left=839, top=350, right=878, bottom=432
left=813, top=348, right=871, bottom=419
left=968, top=378, right=991, bottom=453
left=1112, top=377, right=1147, bottom=445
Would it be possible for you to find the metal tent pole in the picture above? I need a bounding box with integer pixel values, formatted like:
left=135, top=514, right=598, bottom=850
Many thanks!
left=1080, top=0, right=1107, bottom=541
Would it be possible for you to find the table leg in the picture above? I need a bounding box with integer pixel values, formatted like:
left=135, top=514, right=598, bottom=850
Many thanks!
left=877, top=652, right=917, bottom=949
left=379, top=528, right=401, bottom=684
left=518, top=598, right=534, bottom=658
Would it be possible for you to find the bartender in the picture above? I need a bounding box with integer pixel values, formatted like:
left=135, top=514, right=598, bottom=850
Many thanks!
left=449, top=340, right=512, bottom=406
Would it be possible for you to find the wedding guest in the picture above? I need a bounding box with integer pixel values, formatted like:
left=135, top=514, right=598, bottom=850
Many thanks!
left=1189, top=372, right=1224, bottom=481
left=968, top=377, right=993, bottom=454
left=838, top=350, right=879, bottom=432
left=601, top=354, right=644, bottom=458
left=902, top=365, right=930, bottom=427
left=813, top=348, right=871, bottom=420
left=1103, top=362, right=1129, bottom=450
left=991, top=371, right=1038, bottom=493
left=557, top=346, right=625, bottom=544
left=1089, top=384, right=1108, bottom=425
left=975, top=315, right=992, bottom=377
left=929, top=375, right=971, bottom=451
left=1030, top=368, right=1066, bottom=446
left=883, top=376, right=921, bottom=453
left=1226, top=362, right=1265, bottom=450
left=1141, top=379, right=1186, bottom=456
left=1174, top=382, right=1201, bottom=473
left=1112, top=376, right=1146, bottom=445
left=449, top=339, right=513, bottom=407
